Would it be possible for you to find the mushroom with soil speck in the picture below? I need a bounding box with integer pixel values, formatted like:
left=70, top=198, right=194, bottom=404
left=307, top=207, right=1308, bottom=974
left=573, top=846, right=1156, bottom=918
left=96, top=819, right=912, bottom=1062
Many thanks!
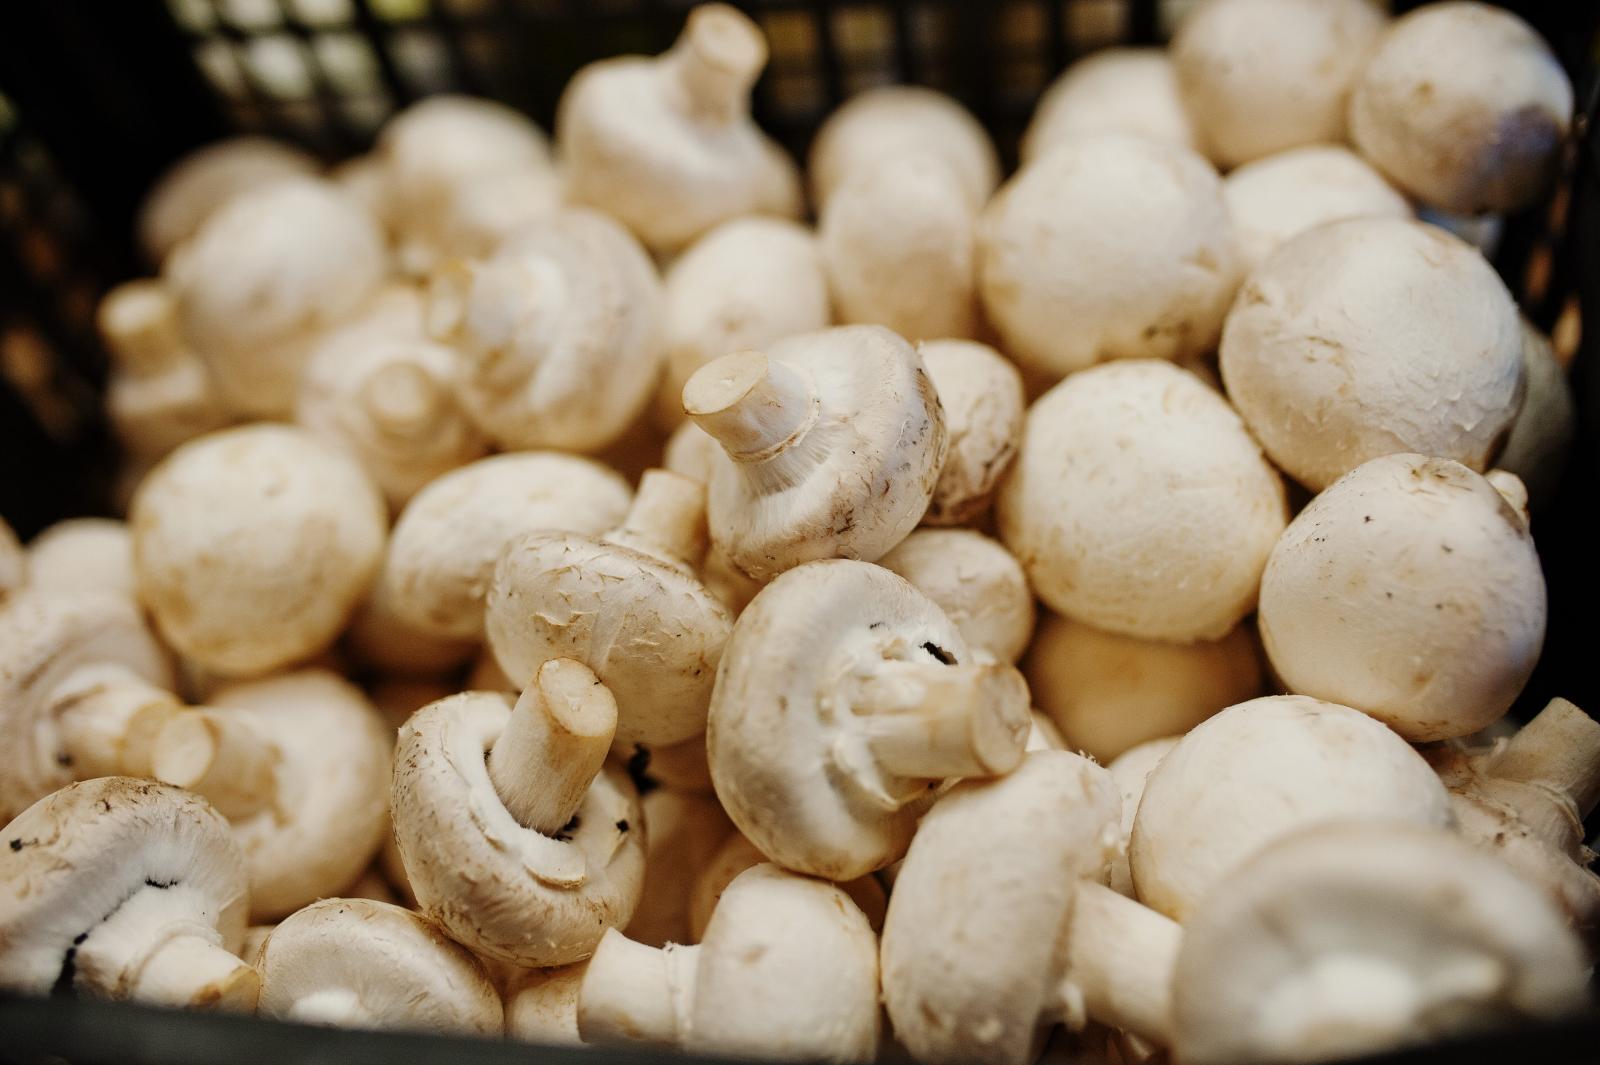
left=1022, top=48, right=1198, bottom=164
left=916, top=339, right=1025, bottom=527
left=879, top=529, right=1035, bottom=665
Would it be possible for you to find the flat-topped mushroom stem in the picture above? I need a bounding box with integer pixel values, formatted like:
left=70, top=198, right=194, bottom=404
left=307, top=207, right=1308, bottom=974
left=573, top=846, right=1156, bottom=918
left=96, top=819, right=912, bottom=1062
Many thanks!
left=854, top=660, right=1031, bottom=780
left=667, top=3, right=766, bottom=119
left=152, top=710, right=280, bottom=820
left=0, top=778, right=255, bottom=1011
left=487, top=660, right=619, bottom=836
left=684, top=350, right=819, bottom=463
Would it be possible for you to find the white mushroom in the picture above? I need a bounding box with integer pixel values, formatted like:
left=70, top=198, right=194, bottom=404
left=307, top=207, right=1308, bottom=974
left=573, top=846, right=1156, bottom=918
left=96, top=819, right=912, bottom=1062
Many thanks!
left=1171, top=821, right=1589, bottom=1064
left=1171, top=0, right=1388, bottom=168
left=505, top=962, right=588, bottom=1045
left=487, top=470, right=731, bottom=747
left=26, top=518, right=136, bottom=602
left=137, top=136, right=318, bottom=265
left=382, top=451, right=631, bottom=640
left=258, top=897, right=501, bottom=1035
left=708, top=559, right=1031, bottom=879
left=1024, top=612, right=1261, bottom=763
left=427, top=208, right=663, bottom=453
left=579, top=863, right=880, bottom=1062
left=978, top=135, right=1242, bottom=383
left=879, top=529, right=1035, bottom=665
left=1258, top=454, right=1545, bottom=742
left=131, top=424, right=387, bottom=677
left=391, top=661, right=646, bottom=967
left=1107, top=738, right=1182, bottom=897
left=1022, top=48, right=1198, bottom=165
left=165, top=176, right=388, bottom=418
left=0, top=777, right=256, bottom=1009
left=1130, top=695, right=1454, bottom=921
left=686, top=831, right=887, bottom=943
left=1499, top=320, right=1576, bottom=510
left=625, top=789, right=735, bottom=948
left=654, top=217, right=830, bottom=431
left=998, top=360, right=1286, bottom=643
left=685, top=326, right=947, bottom=582
left=557, top=3, right=801, bottom=252
left=1222, top=217, right=1524, bottom=491
left=917, top=338, right=1025, bottom=527
left=1349, top=3, right=1573, bottom=214
left=343, top=578, right=476, bottom=681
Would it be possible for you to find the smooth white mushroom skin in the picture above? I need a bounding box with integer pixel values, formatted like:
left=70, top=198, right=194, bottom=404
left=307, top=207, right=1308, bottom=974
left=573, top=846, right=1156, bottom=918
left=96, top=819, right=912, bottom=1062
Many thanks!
left=1130, top=695, right=1455, bottom=922
left=1259, top=454, right=1545, bottom=742
left=505, top=962, right=588, bottom=1044
left=998, top=360, right=1286, bottom=643
left=131, top=424, right=387, bottom=678
left=686, top=832, right=887, bottom=943
left=26, top=519, right=136, bottom=602
left=137, top=137, right=318, bottom=265
left=978, top=135, right=1242, bottom=383
left=918, top=338, right=1025, bottom=526
left=1022, top=48, right=1198, bottom=164
left=1349, top=3, right=1573, bottom=215
left=879, top=529, right=1035, bottom=665
left=1027, top=613, right=1261, bottom=763
left=1219, top=217, right=1524, bottom=492
left=1498, top=321, right=1576, bottom=510
left=1106, top=737, right=1181, bottom=897
left=1172, top=0, right=1388, bottom=168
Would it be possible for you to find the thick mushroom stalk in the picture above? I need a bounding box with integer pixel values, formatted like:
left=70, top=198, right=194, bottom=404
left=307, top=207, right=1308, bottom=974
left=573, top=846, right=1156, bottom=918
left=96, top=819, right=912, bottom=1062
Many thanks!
left=666, top=4, right=765, bottom=121
left=852, top=660, right=1031, bottom=781
left=49, top=663, right=183, bottom=781
left=487, top=659, right=619, bottom=835
left=684, top=350, right=819, bottom=471
left=1048, top=881, right=1181, bottom=1046
left=580, top=931, right=700, bottom=1047
left=152, top=709, right=280, bottom=820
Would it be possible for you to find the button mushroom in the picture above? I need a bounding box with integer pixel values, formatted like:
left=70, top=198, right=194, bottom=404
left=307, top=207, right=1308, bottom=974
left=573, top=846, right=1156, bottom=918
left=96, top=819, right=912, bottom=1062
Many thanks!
left=25, top=518, right=137, bottom=603
left=137, top=136, right=318, bottom=265
left=391, top=660, right=646, bottom=967
left=258, top=897, right=502, bottom=1035
left=916, top=338, right=1024, bottom=527
left=878, top=529, right=1035, bottom=666
left=344, top=578, right=476, bottom=682
left=1022, top=48, right=1198, bottom=165
left=1257, top=454, right=1545, bottom=742
left=1499, top=319, right=1576, bottom=511
left=1107, top=737, right=1182, bottom=897
left=382, top=451, right=631, bottom=640
left=557, top=3, right=801, bottom=253
left=998, top=360, right=1286, bottom=643
left=487, top=469, right=730, bottom=747
left=684, top=325, right=947, bottom=582
left=0, top=777, right=256, bottom=1010
left=130, top=424, right=387, bottom=678
left=707, top=559, right=1031, bottom=879
left=1219, top=217, right=1524, bottom=492
left=686, top=831, right=887, bottom=943
left=579, top=863, right=881, bottom=1062
left=1130, top=695, right=1454, bottom=922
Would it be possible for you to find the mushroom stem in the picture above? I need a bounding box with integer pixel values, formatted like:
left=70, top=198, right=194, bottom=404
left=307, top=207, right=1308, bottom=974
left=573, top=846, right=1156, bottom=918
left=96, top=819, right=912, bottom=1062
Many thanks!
left=151, top=710, right=281, bottom=820
left=100, top=280, right=182, bottom=375
left=1488, top=698, right=1600, bottom=818
left=578, top=929, right=699, bottom=1047
left=360, top=362, right=446, bottom=439
left=684, top=351, right=818, bottom=464
left=1053, top=880, right=1181, bottom=1045
left=76, top=883, right=259, bottom=1011
left=488, top=658, right=619, bottom=835
left=52, top=663, right=183, bottom=779
left=666, top=4, right=766, bottom=122
left=286, top=987, right=377, bottom=1028
left=1487, top=470, right=1531, bottom=526
left=856, top=660, right=1032, bottom=780
left=606, top=469, right=709, bottom=568
left=131, top=934, right=262, bottom=1012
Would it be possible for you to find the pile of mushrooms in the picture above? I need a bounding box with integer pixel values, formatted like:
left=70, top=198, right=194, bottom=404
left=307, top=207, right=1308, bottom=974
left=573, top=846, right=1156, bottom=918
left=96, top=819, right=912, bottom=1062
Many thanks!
left=3, top=2, right=1594, bottom=1063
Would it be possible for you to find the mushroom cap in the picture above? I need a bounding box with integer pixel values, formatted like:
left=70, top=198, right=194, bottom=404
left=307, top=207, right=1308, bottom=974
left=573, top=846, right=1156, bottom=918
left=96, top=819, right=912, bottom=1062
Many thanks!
left=131, top=424, right=388, bottom=677
left=917, top=339, right=1025, bottom=526
left=0, top=516, right=22, bottom=602
left=137, top=136, right=318, bottom=264
left=429, top=208, right=663, bottom=453
left=1025, top=612, right=1262, bottom=763
left=199, top=671, right=392, bottom=920
left=663, top=421, right=723, bottom=486
left=1219, top=216, right=1524, bottom=492
left=344, top=577, right=476, bottom=680
left=706, top=559, right=975, bottom=880
left=1498, top=320, right=1576, bottom=510
left=506, top=962, right=588, bottom=1045
left=0, top=777, right=250, bottom=1001
left=978, top=135, right=1242, bottom=382
left=808, top=85, right=998, bottom=212
left=0, top=591, right=174, bottom=821
left=687, top=831, right=887, bottom=943
left=820, top=153, right=979, bottom=341
left=392, top=691, right=645, bottom=967
left=879, top=529, right=1035, bottom=665
left=699, top=325, right=947, bottom=582
left=258, top=897, right=502, bottom=1035
left=998, top=360, right=1286, bottom=642
left=25, top=518, right=136, bottom=603
left=1106, top=737, right=1181, bottom=897
left=881, top=751, right=1122, bottom=1065
left=1022, top=48, right=1198, bottom=165
left=687, top=863, right=880, bottom=1063
left=382, top=451, right=631, bottom=640
left=1258, top=454, right=1546, bottom=742
left=1222, top=145, right=1411, bottom=274
left=1172, top=821, right=1589, bottom=1065
left=1349, top=3, right=1572, bottom=215
left=165, top=176, right=388, bottom=418
left=1129, top=695, right=1454, bottom=922
left=657, top=217, right=830, bottom=430
left=1172, top=0, right=1388, bottom=168
left=426, top=165, right=566, bottom=267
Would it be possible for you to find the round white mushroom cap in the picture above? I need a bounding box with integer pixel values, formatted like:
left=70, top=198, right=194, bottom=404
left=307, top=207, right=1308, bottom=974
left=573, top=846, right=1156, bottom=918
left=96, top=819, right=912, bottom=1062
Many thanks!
left=917, top=338, right=1024, bottom=527
left=1130, top=695, right=1454, bottom=922
left=26, top=519, right=136, bottom=602
left=1498, top=320, right=1576, bottom=510
left=998, top=360, right=1286, bottom=642
left=258, top=897, right=502, bottom=1035
left=1022, top=48, right=1198, bottom=165
left=1349, top=3, right=1573, bottom=215
left=1106, top=737, right=1182, bottom=897
left=130, top=424, right=387, bottom=677
left=1219, top=216, right=1524, bottom=491
left=978, top=134, right=1242, bottom=383
left=1259, top=454, right=1546, bottom=742
left=685, top=831, right=887, bottom=943
left=879, top=529, right=1035, bottom=665
left=137, top=136, right=318, bottom=265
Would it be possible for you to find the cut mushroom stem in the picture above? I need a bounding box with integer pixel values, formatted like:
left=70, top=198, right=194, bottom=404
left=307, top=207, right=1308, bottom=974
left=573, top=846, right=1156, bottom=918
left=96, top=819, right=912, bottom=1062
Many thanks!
left=857, top=659, right=1031, bottom=780
left=360, top=362, right=448, bottom=439
left=51, top=663, right=183, bottom=779
left=77, top=882, right=258, bottom=1010
left=286, top=988, right=376, bottom=1028
left=1051, top=880, right=1181, bottom=1046
left=605, top=469, right=709, bottom=568
left=487, top=658, right=619, bottom=835
left=579, top=929, right=698, bottom=1047
left=152, top=710, right=280, bottom=820
left=666, top=5, right=766, bottom=121
left=100, top=279, right=183, bottom=374
left=684, top=350, right=818, bottom=464
left=1488, top=698, right=1600, bottom=819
